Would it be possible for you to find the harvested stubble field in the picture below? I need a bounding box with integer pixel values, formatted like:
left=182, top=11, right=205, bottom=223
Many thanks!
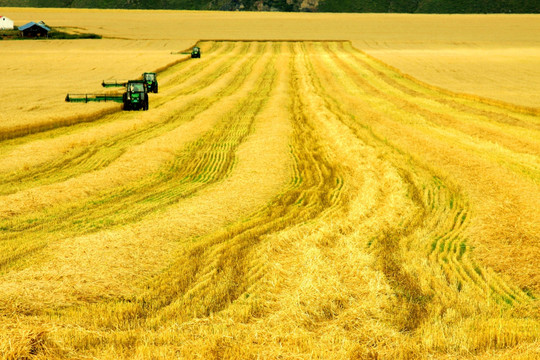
left=1, top=8, right=539, bottom=360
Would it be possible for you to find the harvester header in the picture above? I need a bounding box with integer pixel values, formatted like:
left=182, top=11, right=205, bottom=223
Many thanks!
left=65, top=93, right=123, bottom=103
left=102, top=80, right=128, bottom=88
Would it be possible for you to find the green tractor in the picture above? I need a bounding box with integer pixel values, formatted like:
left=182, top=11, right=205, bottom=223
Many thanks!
left=66, top=80, right=149, bottom=111
left=143, top=72, right=158, bottom=93
left=122, top=80, right=149, bottom=111
left=191, top=46, right=201, bottom=58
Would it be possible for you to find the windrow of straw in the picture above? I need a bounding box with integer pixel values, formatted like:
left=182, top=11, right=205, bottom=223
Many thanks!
left=0, top=41, right=538, bottom=359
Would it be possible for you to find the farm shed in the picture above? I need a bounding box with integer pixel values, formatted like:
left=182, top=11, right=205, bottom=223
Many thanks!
left=18, top=21, right=50, bottom=38
left=0, top=16, right=14, bottom=30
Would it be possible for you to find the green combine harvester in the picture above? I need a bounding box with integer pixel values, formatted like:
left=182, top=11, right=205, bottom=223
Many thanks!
left=66, top=80, right=149, bottom=111
left=143, top=72, right=158, bottom=93
left=102, top=73, right=158, bottom=93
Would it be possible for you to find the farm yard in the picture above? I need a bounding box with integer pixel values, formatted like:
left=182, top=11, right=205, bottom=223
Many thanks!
left=0, top=8, right=539, bottom=360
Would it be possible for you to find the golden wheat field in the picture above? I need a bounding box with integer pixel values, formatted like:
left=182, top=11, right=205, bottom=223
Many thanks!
left=0, top=8, right=539, bottom=360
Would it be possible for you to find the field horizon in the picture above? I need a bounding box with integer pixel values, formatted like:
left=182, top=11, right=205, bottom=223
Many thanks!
left=0, top=9, right=539, bottom=360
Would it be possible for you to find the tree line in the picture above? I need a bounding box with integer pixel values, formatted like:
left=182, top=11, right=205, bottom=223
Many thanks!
left=2, top=0, right=538, bottom=13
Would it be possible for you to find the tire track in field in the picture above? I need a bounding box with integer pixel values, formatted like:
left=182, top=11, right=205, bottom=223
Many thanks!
left=65, top=42, right=349, bottom=333
left=329, top=42, right=540, bottom=181
left=324, top=45, right=537, bottom=304
left=127, top=41, right=414, bottom=346
left=329, top=44, right=538, bottom=305
left=306, top=41, right=533, bottom=317
left=296, top=42, right=431, bottom=331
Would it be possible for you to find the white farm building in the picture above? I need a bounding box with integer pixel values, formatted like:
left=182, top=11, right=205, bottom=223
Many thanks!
left=1, top=16, right=14, bottom=30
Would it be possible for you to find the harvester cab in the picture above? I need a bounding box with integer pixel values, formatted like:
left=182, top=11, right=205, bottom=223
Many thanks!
left=143, top=72, right=158, bottom=93
left=123, top=80, right=149, bottom=111
left=191, top=46, right=201, bottom=58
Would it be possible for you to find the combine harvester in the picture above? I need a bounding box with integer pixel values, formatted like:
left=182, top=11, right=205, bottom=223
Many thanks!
left=101, top=72, right=158, bottom=93
left=170, top=47, right=201, bottom=58
left=191, top=46, right=201, bottom=58
left=143, top=72, right=158, bottom=93
left=66, top=79, right=149, bottom=111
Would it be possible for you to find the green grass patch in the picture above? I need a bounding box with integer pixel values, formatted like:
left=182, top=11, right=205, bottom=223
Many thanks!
left=458, top=242, right=466, bottom=259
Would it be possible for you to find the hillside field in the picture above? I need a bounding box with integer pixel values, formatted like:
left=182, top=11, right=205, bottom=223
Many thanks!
left=0, top=8, right=539, bottom=360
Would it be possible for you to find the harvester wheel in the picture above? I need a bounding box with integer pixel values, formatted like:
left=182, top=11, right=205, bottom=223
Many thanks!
left=123, top=94, right=130, bottom=111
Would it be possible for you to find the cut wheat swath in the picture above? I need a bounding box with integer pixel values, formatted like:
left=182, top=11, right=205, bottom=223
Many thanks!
left=0, top=9, right=539, bottom=360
